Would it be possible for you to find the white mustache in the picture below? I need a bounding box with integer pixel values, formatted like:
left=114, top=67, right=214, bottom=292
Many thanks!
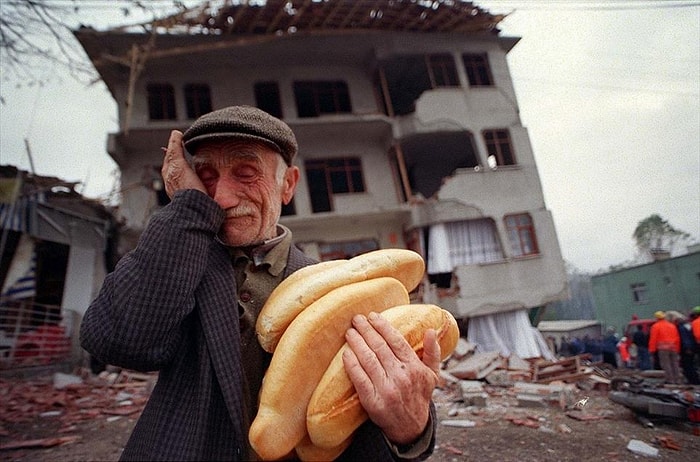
left=224, top=205, right=256, bottom=219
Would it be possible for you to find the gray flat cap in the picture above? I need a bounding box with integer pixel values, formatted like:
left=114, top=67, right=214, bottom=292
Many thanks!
left=182, top=106, right=298, bottom=165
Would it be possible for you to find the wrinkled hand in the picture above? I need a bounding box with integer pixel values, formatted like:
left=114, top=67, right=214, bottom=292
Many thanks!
left=161, top=130, right=206, bottom=198
left=342, top=311, right=441, bottom=445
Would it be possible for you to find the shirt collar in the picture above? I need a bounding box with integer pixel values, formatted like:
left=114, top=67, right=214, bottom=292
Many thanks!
left=228, top=225, right=292, bottom=276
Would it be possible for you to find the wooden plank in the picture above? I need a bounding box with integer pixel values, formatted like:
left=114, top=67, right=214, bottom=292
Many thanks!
left=535, top=370, right=592, bottom=384
left=447, top=351, right=502, bottom=380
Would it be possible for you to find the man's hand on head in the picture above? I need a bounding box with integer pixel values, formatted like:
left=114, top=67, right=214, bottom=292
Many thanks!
left=162, top=130, right=207, bottom=198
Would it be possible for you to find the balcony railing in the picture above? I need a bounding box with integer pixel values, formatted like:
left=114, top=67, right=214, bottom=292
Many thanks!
left=0, top=299, right=73, bottom=369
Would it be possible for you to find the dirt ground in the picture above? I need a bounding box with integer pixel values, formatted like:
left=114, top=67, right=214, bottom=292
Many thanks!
left=1, top=372, right=699, bottom=462
left=431, top=382, right=700, bottom=462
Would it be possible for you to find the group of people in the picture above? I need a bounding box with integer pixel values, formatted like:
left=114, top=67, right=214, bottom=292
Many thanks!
left=558, top=333, right=611, bottom=363
left=645, top=308, right=700, bottom=385
left=558, top=307, right=700, bottom=386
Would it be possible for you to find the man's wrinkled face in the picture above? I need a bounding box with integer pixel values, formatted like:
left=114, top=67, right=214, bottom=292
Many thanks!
left=193, top=138, right=298, bottom=247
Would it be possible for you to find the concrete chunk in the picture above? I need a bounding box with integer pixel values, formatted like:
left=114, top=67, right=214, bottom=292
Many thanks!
left=626, top=439, right=659, bottom=458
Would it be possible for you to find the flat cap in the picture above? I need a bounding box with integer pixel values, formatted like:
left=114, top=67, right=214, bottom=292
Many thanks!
left=183, top=106, right=298, bottom=165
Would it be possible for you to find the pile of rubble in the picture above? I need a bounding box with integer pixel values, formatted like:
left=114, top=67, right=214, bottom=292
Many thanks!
left=441, top=338, right=610, bottom=390
left=432, top=339, right=698, bottom=459
left=435, top=338, right=617, bottom=430
left=0, top=369, right=156, bottom=451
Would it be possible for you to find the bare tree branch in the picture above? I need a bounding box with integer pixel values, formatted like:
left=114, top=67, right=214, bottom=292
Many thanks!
left=0, top=0, right=182, bottom=99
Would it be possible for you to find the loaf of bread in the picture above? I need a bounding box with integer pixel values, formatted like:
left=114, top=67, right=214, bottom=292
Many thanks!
left=248, top=277, right=411, bottom=461
left=256, top=249, right=425, bottom=353
left=306, top=304, right=460, bottom=449
left=294, top=434, right=351, bottom=461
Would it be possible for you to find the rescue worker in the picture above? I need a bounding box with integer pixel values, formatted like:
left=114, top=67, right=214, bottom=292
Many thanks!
left=617, top=337, right=632, bottom=368
left=690, top=306, right=700, bottom=378
left=648, top=310, right=682, bottom=384
left=672, top=311, right=699, bottom=385
left=692, top=306, right=700, bottom=344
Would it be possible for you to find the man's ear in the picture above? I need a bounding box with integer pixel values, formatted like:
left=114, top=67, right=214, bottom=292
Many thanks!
left=282, top=166, right=300, bottom=204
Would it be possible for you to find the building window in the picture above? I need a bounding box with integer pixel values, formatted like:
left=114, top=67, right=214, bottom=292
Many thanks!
left=318, top=239, right=379, bottom=260
left=305, top=157, right=365, bottom=213
left=505, top=213, right=539, bottom=257
left=462, top=53, right=494, bottom=87
left=425, top=219, right=503, bottom=290
left=427, top=54, right=459, bottom=87
left=147, top=83, right=177, bottom=120
left=378, top=53, right=460, bottom=116
left=184, top=84, right=212, bottom=119
left=294, top=81, right=351, bottom=118
left=254, top=81, right=283, bottom=119
left=631, top=283, right=648, bottom=303
left=483, top=129, right=516, bottom=167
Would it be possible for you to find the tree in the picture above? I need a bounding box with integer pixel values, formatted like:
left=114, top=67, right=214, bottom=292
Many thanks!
left=545, top=261, right=596, bottom=321
left=0, top=0, right=184, bottom=102
left=633, top=214, right=691, bottom=261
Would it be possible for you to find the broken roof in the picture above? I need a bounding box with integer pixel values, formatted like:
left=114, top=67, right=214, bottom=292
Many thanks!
left=74, top=1, right=508, bottom=133
left=0, top=165, right=114, bottom=224
left=105, top=0, right=505, bottom=36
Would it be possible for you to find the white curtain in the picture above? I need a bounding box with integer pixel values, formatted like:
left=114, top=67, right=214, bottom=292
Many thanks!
left=427, top=223, right=452, bottom=273
left=427, top=219, right=503, bottom=274
left=467, top=310, right=555, bottom=360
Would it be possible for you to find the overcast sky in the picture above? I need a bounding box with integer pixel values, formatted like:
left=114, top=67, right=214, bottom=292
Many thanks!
left=1, top=0, right=698, bottom=273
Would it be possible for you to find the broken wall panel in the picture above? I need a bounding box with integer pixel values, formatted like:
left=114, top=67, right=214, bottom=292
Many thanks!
left=400, top=131, right=479, bottom=199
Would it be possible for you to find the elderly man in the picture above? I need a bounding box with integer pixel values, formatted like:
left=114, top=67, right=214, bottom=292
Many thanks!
left=80, top=106, right=439, bottom=461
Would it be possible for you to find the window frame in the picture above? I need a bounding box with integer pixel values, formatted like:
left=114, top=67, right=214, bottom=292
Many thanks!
left=184, top=83, right=212, bottom=120
left=254, top=81, right=283, bottom=119
left=483, top=128, right=516, bottom=167
left=427, top=53, right=460, bottom=88
left=318, top=239, right=379, bottom=260
left=305, top=157, right=366, bottom=213
left=293, top=80, right=352, bottom=118
left=462, top=53, right=494, bottom=87
left=504, top=213, right=540, bottom=257
left=630, top=282, right=649, bottom=304
left=146, top=83, right=177, bottom=120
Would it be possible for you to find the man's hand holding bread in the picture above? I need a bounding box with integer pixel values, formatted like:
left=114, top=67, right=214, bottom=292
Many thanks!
left=249, top=249, right=460, bottom=460
left=342, top=310, right=441, bottom=446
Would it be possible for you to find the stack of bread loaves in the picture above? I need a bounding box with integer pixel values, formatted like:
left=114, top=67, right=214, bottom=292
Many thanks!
left=249, top=249, right=460, bottom=460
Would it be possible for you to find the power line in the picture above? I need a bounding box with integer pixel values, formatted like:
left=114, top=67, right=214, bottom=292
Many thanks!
left=39, top=1, right=700, bottom=12
left=482, top=0, right=700, bottom=11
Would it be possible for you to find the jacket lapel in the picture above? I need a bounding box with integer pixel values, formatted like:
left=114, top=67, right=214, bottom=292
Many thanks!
left=196, top=243, right=249, bottom=450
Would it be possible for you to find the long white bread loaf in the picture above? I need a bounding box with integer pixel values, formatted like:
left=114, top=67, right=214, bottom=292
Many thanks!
left=248, top=277, right=410, bottom=460
left=294, top=434, right=351, bottom=461
left=256, top=249, right=424, bottom=353
left=306, top=304, right=460, bottom=449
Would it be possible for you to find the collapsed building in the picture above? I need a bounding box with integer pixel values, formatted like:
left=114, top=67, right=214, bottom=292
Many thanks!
left=0, top=166, right=115, bottom=368
left=74, top=0, right=567, bottom=359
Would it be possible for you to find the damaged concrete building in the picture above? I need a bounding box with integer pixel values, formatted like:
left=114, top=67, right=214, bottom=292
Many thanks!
left=1, top=166, right=114, bottom=369
left=75, top=0, right=567, bottom=358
